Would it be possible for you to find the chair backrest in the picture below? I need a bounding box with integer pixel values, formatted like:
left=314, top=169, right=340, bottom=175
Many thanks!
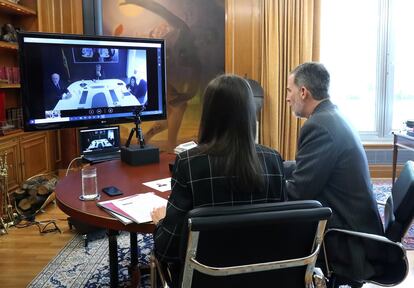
left=384, top=160, right=414, bottom=242
left=178, top=200, right=332, bottom=288
left=246, top=78, right=263, bottom=115
left=91, top=92, right=108, bottom=108
left=136, top=79, right=147, bottom=99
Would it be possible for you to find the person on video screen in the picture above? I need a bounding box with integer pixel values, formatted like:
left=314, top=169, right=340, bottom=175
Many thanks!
left=93, top=64, right=105, bottom=81
left=46, top=73, right=71, bottom=110
left=101, top=48, right=116, bottom=62
left=126, top=76, right=148, bottom=105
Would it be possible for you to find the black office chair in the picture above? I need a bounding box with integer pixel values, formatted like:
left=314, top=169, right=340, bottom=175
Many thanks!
left=136, top=79, right=148, bottom=104
left=323, top=160, right=414, bottom=287
left=150, top=200, right=332, bottom=288
left=91, top=92, right=108, bottom=108
left=384, top=160, right=414, bottom=242
left=245, top=78, right=263, bottom=116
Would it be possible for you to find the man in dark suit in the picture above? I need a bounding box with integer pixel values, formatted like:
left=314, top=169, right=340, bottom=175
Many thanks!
left=93, top=64, right=105, bottom=81
left=46, top=73, right=70, bottom=111
left=285, top=62, right=384, bottom=286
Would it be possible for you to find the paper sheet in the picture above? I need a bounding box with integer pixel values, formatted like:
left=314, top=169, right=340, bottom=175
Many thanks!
left=113, top=193, right=167, bottom=223
left=142, top=177, right=171, bottom=192
left=97, top=192, right=167, bottom=224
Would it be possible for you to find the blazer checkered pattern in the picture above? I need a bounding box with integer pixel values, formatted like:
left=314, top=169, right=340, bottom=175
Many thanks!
left=153, top=144, right=286, bottom=262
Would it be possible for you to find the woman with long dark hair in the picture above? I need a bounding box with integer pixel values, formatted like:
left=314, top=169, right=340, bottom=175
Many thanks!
left=127, top=76, right=148, bottom=105
left=151, top=74, right=286, bottom=279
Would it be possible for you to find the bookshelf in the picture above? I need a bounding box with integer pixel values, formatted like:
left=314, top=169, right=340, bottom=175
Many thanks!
left=0, top=83, right=20, bottom=89
left=0, top=0, right=36, bottom=16
left=0, top=0, right=37, bottom=134
left=0, top=0, right=51, bottom=204
left=0, top=40, right=17, bottom=50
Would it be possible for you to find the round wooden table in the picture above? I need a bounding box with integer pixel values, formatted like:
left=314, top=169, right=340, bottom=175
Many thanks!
left=55, top=153, right=175, bottom=287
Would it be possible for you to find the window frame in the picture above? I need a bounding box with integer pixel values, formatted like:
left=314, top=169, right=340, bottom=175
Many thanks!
left=321, top=0, right=407, bottom=144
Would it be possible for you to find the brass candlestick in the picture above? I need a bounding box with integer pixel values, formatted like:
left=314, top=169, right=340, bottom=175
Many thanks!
left=0, top=153, right=13, bottom=234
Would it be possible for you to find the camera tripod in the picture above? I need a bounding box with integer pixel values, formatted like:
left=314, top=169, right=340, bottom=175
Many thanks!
left=125, top=106, right=145, bottom=148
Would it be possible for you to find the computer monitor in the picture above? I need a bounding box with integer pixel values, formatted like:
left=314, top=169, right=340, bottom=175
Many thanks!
left=18, top=32, right=167, bottom=131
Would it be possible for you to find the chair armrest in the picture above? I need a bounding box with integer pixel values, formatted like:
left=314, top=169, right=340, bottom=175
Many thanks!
left=324, top=228, right=402, bottom=246
left=323, top=228, right=409, bottom=286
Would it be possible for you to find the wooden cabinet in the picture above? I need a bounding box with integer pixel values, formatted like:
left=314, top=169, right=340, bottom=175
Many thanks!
left=20, top=132, right=49, bottom=179
left=0, top=131, right=51, bottom=194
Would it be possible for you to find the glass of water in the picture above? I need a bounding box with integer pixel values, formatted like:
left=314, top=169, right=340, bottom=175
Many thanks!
left=80, top=166, right=99, bottom=201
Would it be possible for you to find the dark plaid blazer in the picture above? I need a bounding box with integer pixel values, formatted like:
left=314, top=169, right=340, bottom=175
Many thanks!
left=153, top=144, right=286, bottom=262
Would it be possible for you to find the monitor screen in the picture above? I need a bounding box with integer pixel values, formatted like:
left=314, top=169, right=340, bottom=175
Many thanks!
left=18, top=32, right=167, bottom=131
left=79, top=126, right=120, bottom=155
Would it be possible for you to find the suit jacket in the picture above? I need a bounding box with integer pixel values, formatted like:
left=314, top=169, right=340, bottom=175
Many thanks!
left=92, top=68, right=105, bottom=80
left=46, top=81, right=68, bottom=110
left=154, top=144, right=286, bottom=263
left=286, top=100, right=384, bottom=280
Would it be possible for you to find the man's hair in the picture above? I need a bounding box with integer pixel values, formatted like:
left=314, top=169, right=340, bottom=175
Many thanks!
left=198, top=74, right=263, bottom=193
left=291, top=62, right=330, bottom=100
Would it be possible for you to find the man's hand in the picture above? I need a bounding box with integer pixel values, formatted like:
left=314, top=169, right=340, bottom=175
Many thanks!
left=62, top=92, right=72, bottom=99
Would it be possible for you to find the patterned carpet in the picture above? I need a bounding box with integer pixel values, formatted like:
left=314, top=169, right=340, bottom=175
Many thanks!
left=28, top=180, right=414, bottom=287
left=28, top=231, right=153, bottom=288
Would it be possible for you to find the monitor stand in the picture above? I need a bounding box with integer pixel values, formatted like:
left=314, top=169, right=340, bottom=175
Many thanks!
left=121, top=106, right=159, bottom=166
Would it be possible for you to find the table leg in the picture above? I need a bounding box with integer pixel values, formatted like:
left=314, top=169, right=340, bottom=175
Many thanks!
left=108, top=229, right=119, bottom=288
left=130, top=232, right=141, bottom=287
left=130, top=232, right=138, bottom=267
left=392, top=135, right=398, bottom=184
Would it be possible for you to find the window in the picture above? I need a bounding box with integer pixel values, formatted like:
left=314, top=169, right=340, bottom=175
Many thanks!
left=320, top=0, right=414, bottom=141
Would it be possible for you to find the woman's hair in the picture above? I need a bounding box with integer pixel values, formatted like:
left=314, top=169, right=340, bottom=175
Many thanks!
left=198, top=74, right=263, bottom=191
left=130, top=76, right=137, bottom=85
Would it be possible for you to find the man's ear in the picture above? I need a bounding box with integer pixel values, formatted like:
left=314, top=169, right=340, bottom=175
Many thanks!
left=300, top=86, right=308, bottom=100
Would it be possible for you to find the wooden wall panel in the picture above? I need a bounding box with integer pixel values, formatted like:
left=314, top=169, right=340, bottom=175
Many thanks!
left=37, top=0, right=83, bottom=34
left=226, top=0, right=262, bottom=81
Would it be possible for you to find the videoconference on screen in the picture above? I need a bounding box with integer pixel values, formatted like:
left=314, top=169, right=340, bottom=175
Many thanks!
left=19, top=34, right=166, bottom=130
left=79, top=126, right=120, bottom=154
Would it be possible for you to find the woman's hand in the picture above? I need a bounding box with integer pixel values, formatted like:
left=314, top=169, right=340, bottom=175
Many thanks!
left=151, top=206, right=166, bottom=224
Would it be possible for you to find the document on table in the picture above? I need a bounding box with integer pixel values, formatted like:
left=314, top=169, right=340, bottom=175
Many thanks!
left=142, top=177, right=171, bottom=192
left=105, top=210, right=133, bottom=225
left=97, top=192, right=168, bottom=224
